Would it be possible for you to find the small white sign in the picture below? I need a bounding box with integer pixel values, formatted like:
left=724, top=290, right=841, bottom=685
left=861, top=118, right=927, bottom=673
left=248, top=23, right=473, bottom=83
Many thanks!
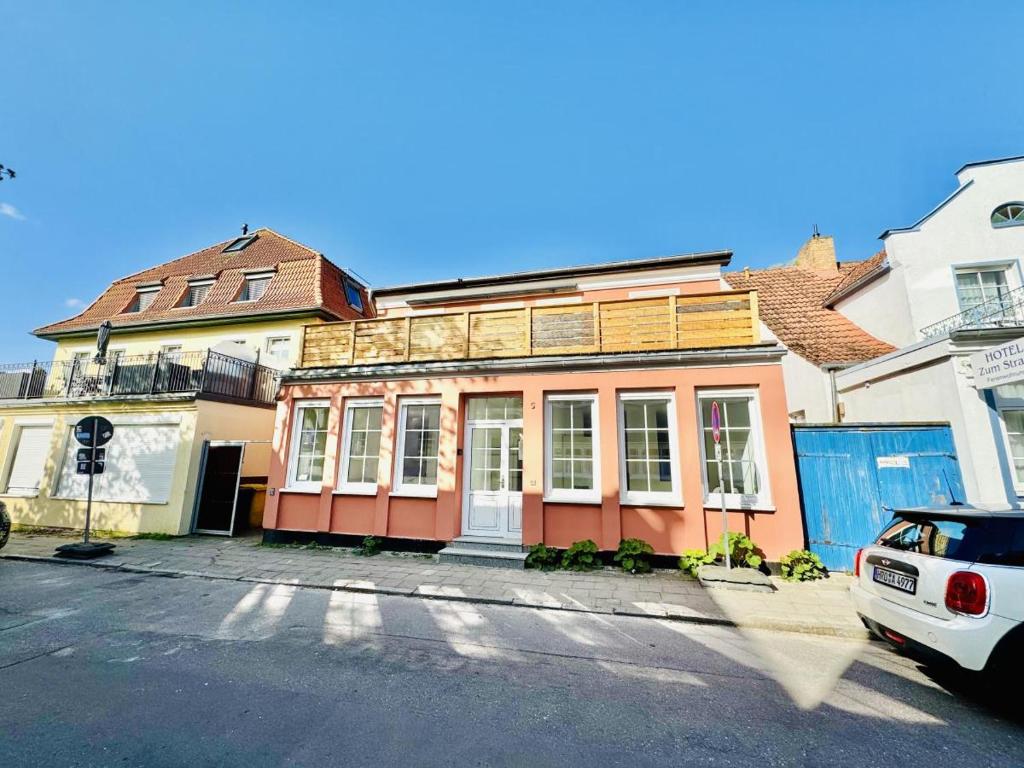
left=971, top=336, right=1024, bottom=389
left=876, top=455, right=910, bottom=469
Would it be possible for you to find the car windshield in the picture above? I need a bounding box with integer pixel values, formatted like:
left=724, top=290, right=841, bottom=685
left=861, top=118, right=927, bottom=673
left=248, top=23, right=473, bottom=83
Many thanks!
left=876, top=515, right=1024, bottom=565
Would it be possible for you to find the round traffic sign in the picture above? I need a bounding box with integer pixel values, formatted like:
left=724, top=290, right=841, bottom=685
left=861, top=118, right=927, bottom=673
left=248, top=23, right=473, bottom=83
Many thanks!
left=74, top=416, right=114, bottom=448
left=710, top=401, right=721, bottom=444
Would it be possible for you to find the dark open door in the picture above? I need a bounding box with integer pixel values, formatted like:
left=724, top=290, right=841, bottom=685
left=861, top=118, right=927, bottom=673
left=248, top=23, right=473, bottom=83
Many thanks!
left=194, top=443, right=244, bottom=535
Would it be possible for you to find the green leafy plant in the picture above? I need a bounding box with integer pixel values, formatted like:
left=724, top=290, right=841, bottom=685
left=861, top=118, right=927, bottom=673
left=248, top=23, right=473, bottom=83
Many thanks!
left=780, top=549, right=827, bottom=582
left=613, top=538, right=654, bottom=574
left=561, top=539, right=602, bottom=571
left=678, top=548, right=715, bottom=577
left=708, top=532, right=764, bottom=570
left=355, top=535, right=381, bottom=556
left=525, top=543, right=561, bottom=570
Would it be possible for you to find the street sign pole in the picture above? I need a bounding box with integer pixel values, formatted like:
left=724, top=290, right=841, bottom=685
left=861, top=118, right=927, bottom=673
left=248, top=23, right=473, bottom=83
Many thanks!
left=711, top=401, right=730, bottom=570
left=83, top=416, right=97, bottom=546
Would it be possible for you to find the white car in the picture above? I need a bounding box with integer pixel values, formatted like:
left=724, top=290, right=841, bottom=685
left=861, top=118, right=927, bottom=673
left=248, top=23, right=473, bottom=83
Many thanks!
left=850, top=504, right=1024, bottom=676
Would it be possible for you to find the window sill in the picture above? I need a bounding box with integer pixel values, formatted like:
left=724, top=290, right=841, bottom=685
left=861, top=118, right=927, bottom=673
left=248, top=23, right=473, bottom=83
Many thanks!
left=704, top=499, right=776, bottom=513
left=543, top=496, right=602, bottom=506
left=390, top=489, right=439, bottom=500
left=0, top=491, right=40, bottom=499
left=620, top=497, right=684, bottom=509
left=334, top=487, right=378, bottom=497
left=280, top=486, right=323, bottom=495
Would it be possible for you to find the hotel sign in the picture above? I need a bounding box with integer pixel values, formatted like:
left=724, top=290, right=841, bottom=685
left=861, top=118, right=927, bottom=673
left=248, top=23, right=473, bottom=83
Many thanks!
left=971, top=336, right=1024, bottom=389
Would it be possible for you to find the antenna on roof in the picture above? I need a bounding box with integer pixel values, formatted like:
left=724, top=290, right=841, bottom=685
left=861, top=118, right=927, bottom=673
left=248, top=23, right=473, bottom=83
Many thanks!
left=812, top=224, right=820, bottom=238
left=241, top=223, right=249, bottom=235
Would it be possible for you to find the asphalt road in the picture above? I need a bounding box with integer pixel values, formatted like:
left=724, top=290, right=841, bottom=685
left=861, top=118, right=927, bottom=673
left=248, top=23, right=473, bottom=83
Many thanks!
left=0, top=560, right=1021, bottom=767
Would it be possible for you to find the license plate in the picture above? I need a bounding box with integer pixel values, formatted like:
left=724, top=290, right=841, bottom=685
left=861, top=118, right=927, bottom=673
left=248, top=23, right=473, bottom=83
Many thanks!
left=873, top=566, right=917, bottom=595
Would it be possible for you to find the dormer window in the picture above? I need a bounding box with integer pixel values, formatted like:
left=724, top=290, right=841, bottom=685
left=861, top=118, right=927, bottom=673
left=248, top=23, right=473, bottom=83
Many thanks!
left=238, top=271, right=274, bottom=302
left=343, top=277, right=364, bottom=313
left=127, top=286, right=160, bottom=313
left=181, top=279, right=214, bottom=308
left=991, top=203, right=1024, bottom=228
left=223, top=234, right=257, bottom=253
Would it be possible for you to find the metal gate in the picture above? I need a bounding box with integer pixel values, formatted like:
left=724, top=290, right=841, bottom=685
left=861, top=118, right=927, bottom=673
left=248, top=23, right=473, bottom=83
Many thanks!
left=792, top=424, right=966, bottom=571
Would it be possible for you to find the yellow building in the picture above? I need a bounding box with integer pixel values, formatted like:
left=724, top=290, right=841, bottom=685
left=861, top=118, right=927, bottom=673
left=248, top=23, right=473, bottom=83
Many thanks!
left=0, top=228, right=368, bottom=535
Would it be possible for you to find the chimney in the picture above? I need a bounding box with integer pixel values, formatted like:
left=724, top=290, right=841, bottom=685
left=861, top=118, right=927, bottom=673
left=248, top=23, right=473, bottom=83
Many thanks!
left=794, top=226, right=837, bottom=272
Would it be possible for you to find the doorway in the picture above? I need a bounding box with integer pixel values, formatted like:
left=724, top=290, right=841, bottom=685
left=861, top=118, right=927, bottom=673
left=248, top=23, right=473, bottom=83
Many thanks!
left=462, top=398, right=523, bottom=540
left=193, top=442, right=246, bottom=535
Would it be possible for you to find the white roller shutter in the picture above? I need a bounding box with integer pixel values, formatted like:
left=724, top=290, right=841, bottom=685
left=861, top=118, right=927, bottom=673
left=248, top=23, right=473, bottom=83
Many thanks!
left=5, top=425, right=52, bottom=495
left=55, top=423, right=180, bottom=504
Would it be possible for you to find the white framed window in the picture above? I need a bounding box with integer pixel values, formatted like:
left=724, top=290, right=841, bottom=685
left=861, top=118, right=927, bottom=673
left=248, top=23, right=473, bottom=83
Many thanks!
left=995, top=383, right=1024, bottom=495
left=2, top=422, right=53, bottom=497
left=238, top=272, right=273, bottom=302
left=393, top=398, right=441, bottom=497
left=617, top=391, right=681, bottom=506
left=286, top=399, right=331, bottom=491
left=338, top=398, right=383, bottom=495
left=127, top=286, right=160, bottom=313
left=954, top=266, right=1012, bottom=313
left=545, top=394, right=600, bottom=503
left=991, top=202, right=1024, bottom=229
left=265, top=336, right=292, bottom=363
left=697, top=389, right=771, bottom=509
left=182, top=280, right=213, bottom=307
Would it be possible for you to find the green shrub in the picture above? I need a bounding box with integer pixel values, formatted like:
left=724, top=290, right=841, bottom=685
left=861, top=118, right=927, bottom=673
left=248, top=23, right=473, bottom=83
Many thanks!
left=355, top=535, right=381, bottom=556
left=678, top=548, right=715, bottom=577
left=780, top=549, right=827, bottom=581
left=561, top=539, right=601, bottom=571
left=525, top=543, right=561, bottom=570
left=613, top=538, right=654, bottom=574
left=708, top=532, right=764, bottom=570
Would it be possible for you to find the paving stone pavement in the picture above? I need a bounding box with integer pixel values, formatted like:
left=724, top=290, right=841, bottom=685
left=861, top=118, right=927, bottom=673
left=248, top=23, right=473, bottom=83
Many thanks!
left=0, top=530, right=866, bottom=638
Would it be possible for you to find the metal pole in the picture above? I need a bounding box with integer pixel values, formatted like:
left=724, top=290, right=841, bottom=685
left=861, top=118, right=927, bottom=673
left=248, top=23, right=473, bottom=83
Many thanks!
left=83, top=416, right=96, bottom=545
left=718, top=446, right=730, bottom=570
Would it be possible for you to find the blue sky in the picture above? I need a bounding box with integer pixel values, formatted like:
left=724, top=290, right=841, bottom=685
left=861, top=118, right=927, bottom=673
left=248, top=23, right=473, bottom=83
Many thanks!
left=2, top=1, right=1021, bottom=360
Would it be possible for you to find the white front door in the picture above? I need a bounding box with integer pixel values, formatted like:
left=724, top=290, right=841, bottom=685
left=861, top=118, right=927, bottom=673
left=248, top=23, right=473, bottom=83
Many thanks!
left=462, top=420, right=523, bottom=540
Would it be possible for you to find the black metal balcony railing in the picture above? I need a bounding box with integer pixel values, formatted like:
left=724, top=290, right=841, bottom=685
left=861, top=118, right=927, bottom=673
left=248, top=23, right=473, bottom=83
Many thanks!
left=921, top=287, right=1024, bottom=338
left=0, top=350, right=279, bottom=405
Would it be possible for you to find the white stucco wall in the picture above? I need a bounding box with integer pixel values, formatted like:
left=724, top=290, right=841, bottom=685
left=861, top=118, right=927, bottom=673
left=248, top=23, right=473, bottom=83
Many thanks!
left=832, top=267, right=915, bottom=347
left=781, top=350, right=834, bottom=423
left=877, top=158, right=1024, bottom=340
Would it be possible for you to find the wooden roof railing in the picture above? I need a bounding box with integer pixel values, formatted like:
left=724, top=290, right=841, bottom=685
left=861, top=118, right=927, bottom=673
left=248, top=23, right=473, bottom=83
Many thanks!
left=300, top=289, right=760, bottom=369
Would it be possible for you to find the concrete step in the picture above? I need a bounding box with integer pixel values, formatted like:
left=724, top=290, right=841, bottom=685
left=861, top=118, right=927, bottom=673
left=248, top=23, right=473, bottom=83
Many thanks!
left=437, top=546, right=529, bottom=569
left=448, top=536, right=528, bottom=554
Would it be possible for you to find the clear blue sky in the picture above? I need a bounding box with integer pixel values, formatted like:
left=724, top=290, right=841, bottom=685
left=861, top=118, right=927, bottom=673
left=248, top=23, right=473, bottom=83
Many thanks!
left=2, top=1, right=1021, bottom=360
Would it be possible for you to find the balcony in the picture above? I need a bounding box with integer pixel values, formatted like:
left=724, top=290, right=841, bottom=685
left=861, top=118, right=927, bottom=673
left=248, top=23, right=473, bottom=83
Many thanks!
left=0, top=350, right=279, bottom=406
left=300, top=290, right=761, bottom=368
left=921, top=287, right=1024, bottom=338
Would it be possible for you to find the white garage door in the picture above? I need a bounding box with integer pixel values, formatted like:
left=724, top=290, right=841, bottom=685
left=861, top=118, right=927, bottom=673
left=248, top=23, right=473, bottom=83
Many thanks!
left=55, top=423, right=181, bottom=504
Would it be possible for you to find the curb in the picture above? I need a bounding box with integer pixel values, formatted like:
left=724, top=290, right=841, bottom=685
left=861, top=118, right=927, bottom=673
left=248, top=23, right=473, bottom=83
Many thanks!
left=0, top=552, right=868, bottom=641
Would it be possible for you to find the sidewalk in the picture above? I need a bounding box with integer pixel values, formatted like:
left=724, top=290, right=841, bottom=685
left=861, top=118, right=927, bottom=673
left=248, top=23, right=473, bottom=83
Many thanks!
left=0, top=531, right=866, bottom=639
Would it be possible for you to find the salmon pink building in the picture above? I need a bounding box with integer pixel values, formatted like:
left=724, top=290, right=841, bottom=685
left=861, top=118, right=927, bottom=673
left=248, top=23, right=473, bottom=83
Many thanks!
left=263, top=251, right=804, bottom=565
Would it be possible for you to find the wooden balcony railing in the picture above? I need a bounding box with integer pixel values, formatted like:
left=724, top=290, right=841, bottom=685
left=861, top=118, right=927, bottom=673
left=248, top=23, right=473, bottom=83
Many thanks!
left=300, top=290, right=760, bottom=368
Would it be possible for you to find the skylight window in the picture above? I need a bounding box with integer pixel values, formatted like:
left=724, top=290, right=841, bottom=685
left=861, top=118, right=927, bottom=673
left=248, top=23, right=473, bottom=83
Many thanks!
left=223, top=234, right=257, bottom=253
left=343, top=277, right=364, bottom=313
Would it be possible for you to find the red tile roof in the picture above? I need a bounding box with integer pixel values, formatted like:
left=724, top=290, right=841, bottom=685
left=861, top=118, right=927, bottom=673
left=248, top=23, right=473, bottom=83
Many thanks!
left=725, top=257, right=895, bottom=366
left=35, top=229, right=370, bottom=337
left=822, top=250, right=889, bottom=307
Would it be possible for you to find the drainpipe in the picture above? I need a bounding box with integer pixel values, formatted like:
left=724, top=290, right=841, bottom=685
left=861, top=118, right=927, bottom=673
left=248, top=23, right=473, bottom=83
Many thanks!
left=821, top=363, right=850, bottom=424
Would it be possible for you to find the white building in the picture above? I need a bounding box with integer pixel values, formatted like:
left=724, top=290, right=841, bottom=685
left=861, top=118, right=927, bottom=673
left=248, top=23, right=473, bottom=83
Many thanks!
left=832, top=156, right=1024, bottom=504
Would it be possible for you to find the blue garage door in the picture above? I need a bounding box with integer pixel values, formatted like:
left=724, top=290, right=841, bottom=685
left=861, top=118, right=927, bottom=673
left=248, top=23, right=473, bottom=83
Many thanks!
left=793, top=425, right=965, bottom=571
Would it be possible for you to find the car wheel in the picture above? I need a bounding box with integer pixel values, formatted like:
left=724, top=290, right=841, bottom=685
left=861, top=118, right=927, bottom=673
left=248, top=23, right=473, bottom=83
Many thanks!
left=0, top=502, right=10, bottom=549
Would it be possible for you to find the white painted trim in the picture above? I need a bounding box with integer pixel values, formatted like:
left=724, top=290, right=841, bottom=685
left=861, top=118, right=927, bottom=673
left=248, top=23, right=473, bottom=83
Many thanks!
left=286, top=398, right=331, bottom=493
left=392, top=396, right=442, bottom=497
left=695, top=388, right=773, bottom=510
left=336, top=398, right=384, bottom=496
left=616, top=390, right=683, bottom=507
left=476, top=301, right=525, bottom=311
left=13, top=416, right=55, bottom=426
left=534, top=296, right=584, bottom=307
left=544, top=393, right=601, bottom=504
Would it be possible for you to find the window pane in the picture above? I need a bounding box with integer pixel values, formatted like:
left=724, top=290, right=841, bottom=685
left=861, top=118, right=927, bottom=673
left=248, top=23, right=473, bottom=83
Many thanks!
left=626, top=461, right=649, bottom=492
left=551, top=459, right=572, bottom=489
left=572, top=460, right=593, bottom=490
left=402, top=458, right=421, bottom=483
left=651, top=463, right=673, bottom=492
left=724, top=399, right=751, bottom=428
left=625, top=430, right=646, bottom=460
left=551, top=402, right=571, bottom=429
left=623, top=401, right=646, bottom=430
left=347, top=457, right=364, bottom=483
